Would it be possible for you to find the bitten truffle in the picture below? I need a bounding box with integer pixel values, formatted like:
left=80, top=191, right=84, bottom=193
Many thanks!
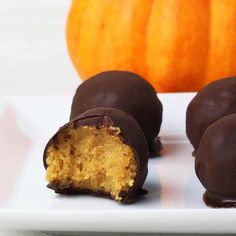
left=70, top=70, right=163, bottom=153
left=186, top=76, right=236, bottom=152
left=195, top=113, right=236, bottom=208
left=44, top=108, right=149, bottom=203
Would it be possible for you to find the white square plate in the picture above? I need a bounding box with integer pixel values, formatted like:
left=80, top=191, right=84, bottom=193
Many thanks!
left=0, top=93, right=235, bottom=234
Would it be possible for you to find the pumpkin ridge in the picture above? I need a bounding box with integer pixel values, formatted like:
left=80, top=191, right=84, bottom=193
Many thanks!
left=98, top=0, right=127, bottom=71
left=129, top=0, right=154, bottom=80
left=167, top=0, right=211, bottom=91
left=205, top=0, right=236, bottom=85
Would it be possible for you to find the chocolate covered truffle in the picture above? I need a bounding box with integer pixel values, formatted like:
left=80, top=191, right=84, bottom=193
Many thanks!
left=44, top=108, right=148, bottom=203
left=195, top=113, right=236, bottom=208
left=186, top=76, right=236, bottom=152
left=70, top=70, right=163, bottom=153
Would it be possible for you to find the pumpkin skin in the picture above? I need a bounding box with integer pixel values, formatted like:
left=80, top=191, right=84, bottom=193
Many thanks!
left=66, top=0, right=236, bottom=92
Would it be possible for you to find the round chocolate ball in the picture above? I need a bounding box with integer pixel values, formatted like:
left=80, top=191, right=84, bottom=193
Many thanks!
left=70, top=70, right=163, bottom=149
left=186, top=76, right=236, bottom=152
left=195, top=113, right=236, bottom=207
left=44, top=107, right=148, bottom=203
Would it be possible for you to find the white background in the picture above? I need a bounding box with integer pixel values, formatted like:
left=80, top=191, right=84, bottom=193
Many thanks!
left=0, top=0, right=78, bottom=95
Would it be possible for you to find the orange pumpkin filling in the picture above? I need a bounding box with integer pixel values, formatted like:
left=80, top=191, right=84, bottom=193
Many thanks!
left=45, top=125, right=137, bottom=201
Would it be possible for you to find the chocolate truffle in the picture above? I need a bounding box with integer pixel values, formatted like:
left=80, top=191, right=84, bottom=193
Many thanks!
left=44, top=108, right=148, bottom=203
left=195, top=113, right=236, bottom=208
left=186, top=76, right=236, bottom=152
left=70, top=70, right=163, bottom=153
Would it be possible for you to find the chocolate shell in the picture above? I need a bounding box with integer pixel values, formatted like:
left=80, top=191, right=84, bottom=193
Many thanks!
left=186, top=76, right=236, bottom=152
left=70, top=70, right=163, bottom=152
left=195, top=113, right=236, bottom=208
left=44, top=108, right=149, bottom=203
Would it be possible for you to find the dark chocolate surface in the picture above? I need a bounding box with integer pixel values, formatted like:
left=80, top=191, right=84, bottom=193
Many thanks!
left=186, top=76, right=236, bottom=151
left=70, top=71, right=163, bottom=149
left=44, top=107, right=149, bottom=203
left=203, top=191, right=236, bottom=208
left=195, top=113, right=236, bottom=207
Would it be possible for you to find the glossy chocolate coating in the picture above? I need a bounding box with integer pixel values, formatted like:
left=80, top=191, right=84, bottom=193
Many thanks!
left=44, top=107, right=149, bottom=203
left=195, top=113, right=236, bottom=208
left=70, top=71, right=163, bottom=149
left=186, top=77, right=236, bottom=151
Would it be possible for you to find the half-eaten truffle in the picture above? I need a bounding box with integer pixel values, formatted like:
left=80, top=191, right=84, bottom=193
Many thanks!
left=44, top=108, right=148, bottom=203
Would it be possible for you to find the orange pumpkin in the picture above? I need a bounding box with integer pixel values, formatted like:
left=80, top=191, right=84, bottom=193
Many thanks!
left=66, top=0, right=236, bottom=92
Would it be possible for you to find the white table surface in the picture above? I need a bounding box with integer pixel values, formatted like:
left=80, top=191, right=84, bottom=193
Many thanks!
left=0, top=1, right=233, bottom=235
